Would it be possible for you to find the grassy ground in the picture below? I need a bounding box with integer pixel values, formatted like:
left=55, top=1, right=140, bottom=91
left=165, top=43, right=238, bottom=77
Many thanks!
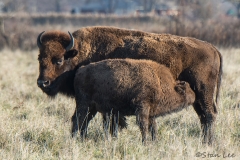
left=0, top=48, right=239, bottom=160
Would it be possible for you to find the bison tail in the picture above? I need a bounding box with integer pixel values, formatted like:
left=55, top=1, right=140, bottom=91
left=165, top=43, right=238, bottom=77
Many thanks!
left=216, top=49, right=223, bottom=106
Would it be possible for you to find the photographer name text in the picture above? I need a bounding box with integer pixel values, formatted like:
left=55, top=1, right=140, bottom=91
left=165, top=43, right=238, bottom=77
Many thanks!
left=195, top=152, right=236, bottom=158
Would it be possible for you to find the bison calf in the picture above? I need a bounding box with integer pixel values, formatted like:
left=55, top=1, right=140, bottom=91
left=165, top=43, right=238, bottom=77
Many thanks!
left=72, top=59, right=195, bottom=142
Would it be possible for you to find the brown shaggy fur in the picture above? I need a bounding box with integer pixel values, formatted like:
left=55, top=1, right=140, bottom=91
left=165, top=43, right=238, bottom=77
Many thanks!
left=72, top=59, right=195, bottom=142
left=37, top=26, right=222, bottom=144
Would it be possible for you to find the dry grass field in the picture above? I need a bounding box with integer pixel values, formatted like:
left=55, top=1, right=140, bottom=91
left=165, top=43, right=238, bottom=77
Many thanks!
left=0, top=47, right=239, bottom=160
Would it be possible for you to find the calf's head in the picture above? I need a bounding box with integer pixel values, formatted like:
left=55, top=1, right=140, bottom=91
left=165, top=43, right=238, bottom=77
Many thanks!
left=174, top=81, right=195, bottom=106
left=37, top=31, right=78, bottom=96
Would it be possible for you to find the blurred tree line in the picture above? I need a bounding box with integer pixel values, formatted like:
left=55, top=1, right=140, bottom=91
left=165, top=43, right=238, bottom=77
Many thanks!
left=1, top=0, right=28, bottom=12
left=0, top=0, right=238, bottom=20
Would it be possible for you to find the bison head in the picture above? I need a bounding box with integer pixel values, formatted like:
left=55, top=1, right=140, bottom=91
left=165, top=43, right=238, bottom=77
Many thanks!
left=175, top=81, right=195, bottom=106
left=37, top=31, right=78, bottom=97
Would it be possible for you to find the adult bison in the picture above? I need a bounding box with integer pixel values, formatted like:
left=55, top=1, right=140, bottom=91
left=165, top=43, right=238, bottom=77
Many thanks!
left=37, top=26, right=222, bottom=144
left=72, top=59, right=195, bottom=142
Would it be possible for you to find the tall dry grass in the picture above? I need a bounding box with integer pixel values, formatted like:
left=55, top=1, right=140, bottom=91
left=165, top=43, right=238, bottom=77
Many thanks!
left=0, top=48, right=239, bottom=160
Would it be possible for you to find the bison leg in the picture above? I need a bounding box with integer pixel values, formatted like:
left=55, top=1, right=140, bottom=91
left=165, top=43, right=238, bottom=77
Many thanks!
left=192, top=78, right=218, bottom=145
left=102, top=112, right=118, bottom=139
left=111, top=113, right=128, bottom=137
left=71, top=107, right=97, bottom=140
left=102, top=113, right=118, bottom=138
left=194, top=100, right=216, bottom=145
left=102, top=113, right=110, bottom=139
left=180, top=65, right=219, bottom=145
left=136, top=104, right=150, bottom=144
left=82, top=108, right=97, bottom=137
left=148, top=117, right=157, bottom=141
left=103, top=113, right=127, bottom=138
left=118, top=115, right=128, bottom=130
left=71, top=109, right=79, bottom=137
left=110, top=113, right=119, bottom=138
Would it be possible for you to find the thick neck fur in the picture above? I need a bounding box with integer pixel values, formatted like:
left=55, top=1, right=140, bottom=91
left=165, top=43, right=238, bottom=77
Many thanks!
left=58, top=69, right=76, bottom=97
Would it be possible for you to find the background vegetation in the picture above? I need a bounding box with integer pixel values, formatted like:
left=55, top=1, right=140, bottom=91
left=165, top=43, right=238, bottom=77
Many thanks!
left=0, top=14, right=240, bottom=51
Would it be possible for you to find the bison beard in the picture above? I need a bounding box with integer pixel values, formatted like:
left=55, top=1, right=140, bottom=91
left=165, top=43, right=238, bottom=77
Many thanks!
left=71, top=59, right=195, bottom=143
left=37, top=26, right=222, bottom=145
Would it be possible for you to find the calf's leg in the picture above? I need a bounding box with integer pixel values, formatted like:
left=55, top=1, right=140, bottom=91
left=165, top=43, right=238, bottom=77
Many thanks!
left=102, top=113, right=110, bottom=139
left=110, top=113, right=119, bottom=138
left=102, top=113, right=127, bottom=138
left=71, top=106, right=97, bottom=140
left=148, top=117, right=157, bottom=141
left=136, top=103, right=150, bottom=144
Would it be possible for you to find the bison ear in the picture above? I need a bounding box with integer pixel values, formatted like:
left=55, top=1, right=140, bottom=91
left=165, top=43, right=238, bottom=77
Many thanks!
left=176, top=81, right=186, bottom=86
left=174, top=84, right=186, bottom=95
left=64, top=49, right=78, bottom=60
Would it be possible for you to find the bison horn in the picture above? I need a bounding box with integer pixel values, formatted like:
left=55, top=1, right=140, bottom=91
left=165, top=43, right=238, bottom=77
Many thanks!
left=37, top=31, right=45, bottom=49
left=65, top=31, right=74, bottom=51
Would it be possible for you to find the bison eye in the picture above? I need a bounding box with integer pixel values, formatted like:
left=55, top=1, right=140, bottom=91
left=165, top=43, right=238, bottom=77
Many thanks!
left=56, top=59, right=63, bottom=65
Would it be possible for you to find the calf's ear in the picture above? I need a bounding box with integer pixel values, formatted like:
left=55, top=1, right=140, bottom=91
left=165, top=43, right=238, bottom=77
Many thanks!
left=174, top=84, right=186, bottom=95
left=176, top=81, right=186, bottom=86
left=64, top=49, right=78, bottom=60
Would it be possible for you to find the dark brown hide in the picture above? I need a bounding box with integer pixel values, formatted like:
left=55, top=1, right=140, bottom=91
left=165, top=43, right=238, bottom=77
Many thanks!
left=37, top=26, right=222, bottom=144
left=72, top=59, right=195, bottom=142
